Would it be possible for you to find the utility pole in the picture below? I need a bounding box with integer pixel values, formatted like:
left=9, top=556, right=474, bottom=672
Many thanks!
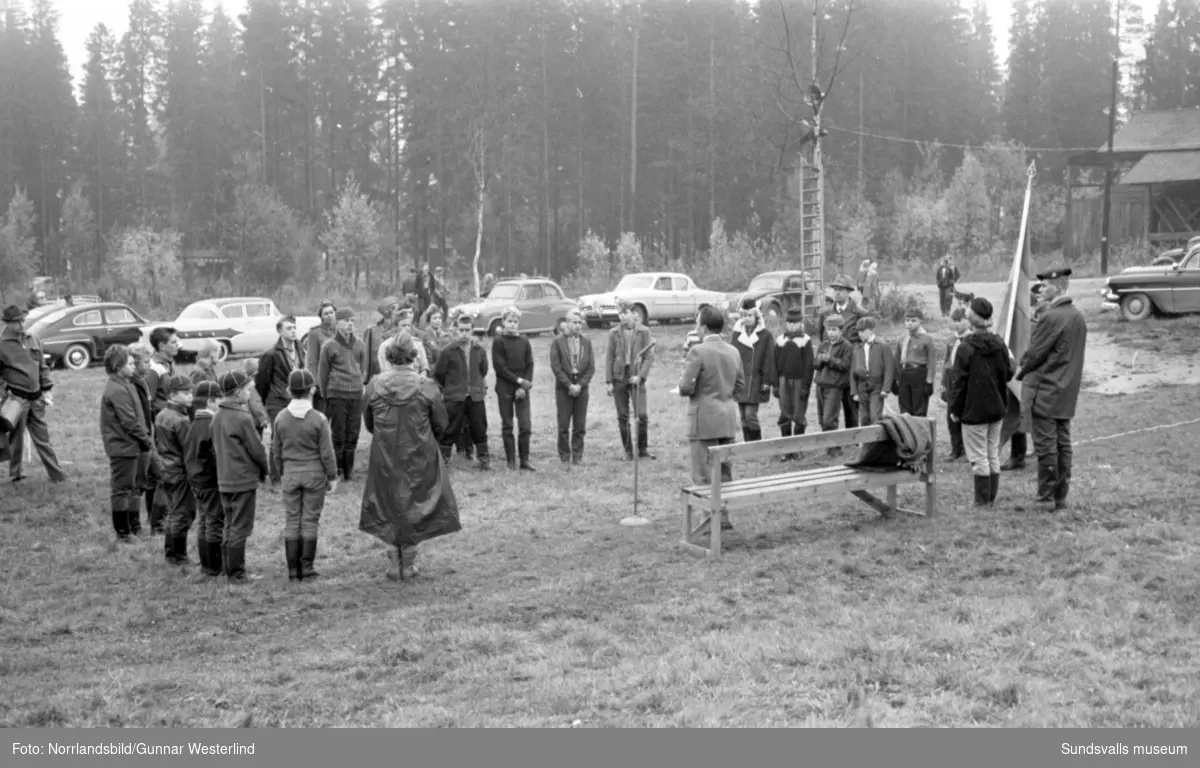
left=259, top=67, right=268, bottom=186
left=857, top=70, right=864, bottom=192
left=812, top=0, right=825, bottom=270
left=1100, top=1, right=1120, bottom=277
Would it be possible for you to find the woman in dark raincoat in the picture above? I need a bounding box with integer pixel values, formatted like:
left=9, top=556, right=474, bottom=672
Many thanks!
left=360, top=332, right=461, bottom=582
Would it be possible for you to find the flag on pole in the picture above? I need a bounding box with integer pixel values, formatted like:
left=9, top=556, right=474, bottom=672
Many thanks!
left=998, top=161, right=1038, bottom=444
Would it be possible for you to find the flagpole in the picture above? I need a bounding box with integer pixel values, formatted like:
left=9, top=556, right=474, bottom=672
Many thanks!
left=1004, top=161, right=1037, bottom=346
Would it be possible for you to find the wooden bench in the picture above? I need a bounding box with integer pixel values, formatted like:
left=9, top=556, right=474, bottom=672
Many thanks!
left=680, top=419, right=938, bottom=560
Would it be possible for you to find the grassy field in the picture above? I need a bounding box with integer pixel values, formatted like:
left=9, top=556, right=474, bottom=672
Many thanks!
left=1089, top=312, right=1200, bottom=358
left=1, top=314, right=1198, bottom=728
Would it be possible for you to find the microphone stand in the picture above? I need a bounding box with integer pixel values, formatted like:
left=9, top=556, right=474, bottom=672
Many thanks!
left=620, top=340, right=657, bottom=528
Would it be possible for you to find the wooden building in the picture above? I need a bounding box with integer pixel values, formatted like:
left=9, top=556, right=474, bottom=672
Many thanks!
left=1066, top=108, right=1200, bottom=261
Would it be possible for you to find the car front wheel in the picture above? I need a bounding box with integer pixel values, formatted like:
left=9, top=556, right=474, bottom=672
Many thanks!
left=63, top=343, right=92, bottom=371
left=1119, top=292, right=1154, bottom=322
left=634, top=304, right=649, bottom=326
left=487, top=319, right=503, bottom=337
left=215, top=341, right=231, bottom=363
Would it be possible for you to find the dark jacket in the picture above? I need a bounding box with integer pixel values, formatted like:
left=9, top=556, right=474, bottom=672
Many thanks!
left=270, top=400, right=337, bottom=483
left=154, top=403, right=193, bottom=484
left=100, top=375, right=153, bottom=458
left=362, top=320, right=397, bottom=385
left=212, top=401, right=270, bottom=492
left=256, top=337, right=305, bottom=413
left=774, top=331, right=815, bottom=394
left=604, top=324, right=655, bottom=384
left=131, top=374, right=154, bottom=440
left=731, top=322, right=775, bottom=404
left=360, top=368, right=461, bottom=549
left=814, top=336, right=853, bottom=389
left=936, top=264, right=960, bottom=289
left=145, top=353, right=176, bottom=421
left=0, top=328, right=52, bottom=397
left=434, top=339, right=489, bottom=403
left=948, top=331, right=1014, bottom=425
left=184, top=410, right=219, bottom=491
left=1017, top=297, right=1088, bottom=420
left=817, top=300, right=863, bottom=345
left=491, top=334, right=533, bottom=395
left=549, top=334, right=596, bottom=390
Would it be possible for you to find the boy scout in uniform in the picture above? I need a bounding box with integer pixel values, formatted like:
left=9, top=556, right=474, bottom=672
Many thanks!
left=894, top=308, right=937, bottom=417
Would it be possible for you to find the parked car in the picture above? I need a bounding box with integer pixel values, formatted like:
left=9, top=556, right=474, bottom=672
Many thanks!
left=450, top=277, right=578, bottom=336
left=577, top=272, right=729, bottom=328
left=25, top=301, right=149, bottom=371
left=1101, top=245, right=1200, bottom=321
left=143, top=297, right=322, bottom=363
left=725, top=270, right=828, bottom=320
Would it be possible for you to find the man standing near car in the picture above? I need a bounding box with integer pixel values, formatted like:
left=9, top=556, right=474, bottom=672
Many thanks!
left=817, top=274, right=863, bottom=429
left=1014, top=268, right=1087, bottom=511
left=0, top=305, right=66, bottom=484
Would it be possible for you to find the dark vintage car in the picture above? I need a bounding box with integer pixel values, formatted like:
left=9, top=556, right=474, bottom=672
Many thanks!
left=1101, top=245, right=1200, bottom=321
left=724, top=270, right=829, bottom=321
left=24, top=302, right=149, bottom=371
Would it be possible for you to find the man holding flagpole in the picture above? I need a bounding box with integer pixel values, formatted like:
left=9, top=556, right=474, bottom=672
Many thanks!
left=1014, top=268, right=1087, bottom=511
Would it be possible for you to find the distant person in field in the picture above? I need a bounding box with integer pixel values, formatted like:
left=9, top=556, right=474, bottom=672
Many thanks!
left=813, top=314, right=854, bottom=454
left=143, top=326, right=181, bottom=531
left=773, top=307, right=814, bottom=460
left=0, top=304, right=66, bottom=484
left=434, top=312, right=492, bottom=471
left=241, top=357, right=270, bottom=440
left=419, top=306, right=452, bottom=371
left=894, top=307, right=937, bottom=417
left=362, top=296, right=403, bottom=387
left=306, top=300, right=338, bottom=414
left=415, top=264, right=433, bottom=318
left=856, top=260, right=870, bottom=297
left=947, top=298, right=1014, bottom=507
left=936, top=256, right=961, bottom=317
left=1015, top=267, right=1088, bottom=512
left=189, top=339, right=221, bottom=386
left=361, top=333, right=462, bottom=583
left=100, top=345, right=153, bottom=541
left=548, top=308, right=595, bottom=464
left=431, top=266, right=450, bottom=317
left=731, top=298, right=776, bottom=444
left=862, top=262, right=881, bottom=310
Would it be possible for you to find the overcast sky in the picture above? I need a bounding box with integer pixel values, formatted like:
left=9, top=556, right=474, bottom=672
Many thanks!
left=55, top=0, right=1154, bottom=91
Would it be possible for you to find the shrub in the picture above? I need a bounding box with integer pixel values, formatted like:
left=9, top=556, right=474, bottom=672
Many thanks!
left=872, top=283, right=931, bottom=325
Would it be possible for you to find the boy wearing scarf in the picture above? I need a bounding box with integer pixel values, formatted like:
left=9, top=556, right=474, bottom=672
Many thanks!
left=773, top=307, right=815, bottom=459
left=732, top=299, right=776, bottom=443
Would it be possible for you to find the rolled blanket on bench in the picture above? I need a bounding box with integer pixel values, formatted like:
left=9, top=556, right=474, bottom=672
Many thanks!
left=844, top=413, right=932, bottom=473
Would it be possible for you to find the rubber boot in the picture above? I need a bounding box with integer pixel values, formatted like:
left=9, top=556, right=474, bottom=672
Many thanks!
left=300, top=539, right=320, bottom=580
left=637, top=421, right=655, bottom=460
left=518, top=433, right=536, bottom=471
left=1035, top=461, right=1058, bottom=504
left=205, top=542, right=223, bottom=577
left=779, top=423, right=794, bottom=461
left=166, top=535, right=192, bottom=565
left=502, top=434, right=517, bottom=469
left=284, top=539, right=302, bottom=581
left=112, top=508, right=132, bottom=541
left=989, top=473, right=1000, bottom=505
left=342, top=450, right=356, bottom=481
left=1001, top=433, right=1027, bottom=470
left=225, top=545, right=246, bottom=583
left=127, top=503, right=143, bottom=536
left=618, top=423, right=633, bottom=461
left=749, top=427, right=762, bottom=442
left=475, top=443, right=491, bottom=471
left=197, top=536, right=209, bottom=572
left=973, top=475, right=989, bottom=507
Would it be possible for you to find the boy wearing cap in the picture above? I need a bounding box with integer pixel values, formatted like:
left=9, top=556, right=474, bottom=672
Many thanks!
left=817, top=274, right=863, bottom=429
left=156, top=375, right=197, bottom=564
left=773, top=307, right=814, bottom=455
left=947, top=297, right=1014, bottom=506
left=1015, top=267, right=1087, bottom=510
left=605, top=300, right=657, bottom=461
left=850, top=316, right=895, bottom=427
left=185, top=380, right=223, bottom=577
left=434, top=312, right=492, bottom=470
left=271, top=369, right=338, bottom=581
left=212, top=370, right=271, bottom=582
left=732, top=299, right=775, bottom=443
left=941, top=307, right=971, bottom=462
left=814, top=314, right=854, bottom=445
left=318, top=308, right=368, bottom=480
left=895, top=308, right=937, bottom=417
left=492, top=306, right=535, bottom=470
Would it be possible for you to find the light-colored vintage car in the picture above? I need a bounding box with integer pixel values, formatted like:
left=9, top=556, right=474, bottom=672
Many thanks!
left=451, top=276, right=579, bottom=336
left=142, top=297, right=321, bottom=362
left=577, top=272, right=729, bottom=327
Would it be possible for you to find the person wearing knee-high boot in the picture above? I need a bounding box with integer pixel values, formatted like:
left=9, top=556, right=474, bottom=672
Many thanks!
left=773, top=307, right=814, bottom=460
left=184, top=381, right=224, bottom=578
left=941, top=308, right=970, bottom=463
left=604, top=300, right=656, bottom=462
left=317, top=309, right=367, bottom=481
left=212, top=371, right=270, bottom=583
left=732, top=299, right=776, bottom=445
left=492, top=306, right=535, bottom=470
left=99, top=345, right=153, bottom=541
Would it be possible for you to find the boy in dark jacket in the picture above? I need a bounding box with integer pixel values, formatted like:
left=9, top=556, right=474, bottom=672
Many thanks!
left=128, top=342, right=158, bottom=536
left=773, top=307, right=815, bottom=459
left=548, top=308, right=595, bottom=463
left=732, top=299, right=776, bottom=443
left=156, top=375, right=196, bottom=565
left=212, top=370, right=271, bottom=582
left=813, top=314, right=854, bottom=453
left=100, top=345, right=154, bottom=541
left=185, top=380, right=223, bottom=577
left=272, top=369, right=338, bottom=581
left=491, top=306, right=535, bottom=471
left=947, top=298, right=1014, bottom=507
left=850, top=317, right=896, bottom=427
left=435, top=313, right=491, bottom=470
left=940, top=307, right=971, bottom=463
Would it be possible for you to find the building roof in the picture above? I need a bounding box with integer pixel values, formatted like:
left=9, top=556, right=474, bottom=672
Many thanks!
left=1121, top=150, right=1200, bottom=185
left=1070, top=109, right=1200, bottom=166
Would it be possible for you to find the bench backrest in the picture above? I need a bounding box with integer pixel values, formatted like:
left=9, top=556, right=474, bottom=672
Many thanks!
left=706, top=420, right=935, bottom=467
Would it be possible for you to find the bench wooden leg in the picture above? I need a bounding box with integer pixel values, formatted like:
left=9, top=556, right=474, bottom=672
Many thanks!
left=887, top=484, right=897, bottom=515
left=680, top=490, right=691, bottom=543
left=710, top=502, right=722, bottom=560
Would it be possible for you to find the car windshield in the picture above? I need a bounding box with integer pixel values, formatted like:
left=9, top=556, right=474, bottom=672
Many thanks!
left=178, top=304, right=219, bottom=320
left=26, top=308, right=72, bottom=334
left=484, top=284, right=520, bottom=301
left=747, top=274, right=786, bottom=292
left=614, top=275, right=655, bottom=292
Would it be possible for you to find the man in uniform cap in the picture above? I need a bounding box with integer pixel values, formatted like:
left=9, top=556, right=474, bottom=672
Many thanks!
left=0, top=304, right=66, bottom=483
left=1015, top=267, right=1087, bottom=511
left=817, top=274, right=863, bottom=429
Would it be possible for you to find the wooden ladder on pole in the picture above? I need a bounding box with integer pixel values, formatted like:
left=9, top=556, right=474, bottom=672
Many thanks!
left=799, top=156, right=825, bottom=321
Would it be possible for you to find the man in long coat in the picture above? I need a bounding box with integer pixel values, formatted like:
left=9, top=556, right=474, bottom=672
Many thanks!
left=1015, top=267, right=1088, bottom=511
